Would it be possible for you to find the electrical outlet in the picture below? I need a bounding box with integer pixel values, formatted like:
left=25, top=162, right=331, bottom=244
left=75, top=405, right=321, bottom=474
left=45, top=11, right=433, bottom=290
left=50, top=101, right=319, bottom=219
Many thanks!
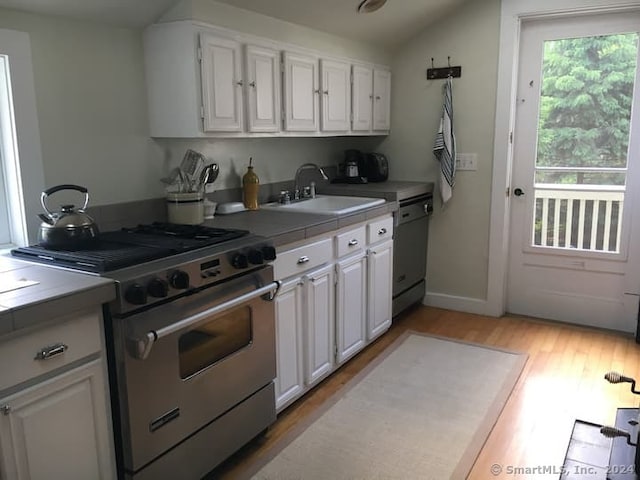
left=456, top=153, right=478, bottom=171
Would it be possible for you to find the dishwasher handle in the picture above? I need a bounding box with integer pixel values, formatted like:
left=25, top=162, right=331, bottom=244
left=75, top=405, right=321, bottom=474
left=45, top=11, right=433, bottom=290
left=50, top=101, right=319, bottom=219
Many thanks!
left=397, top=194, right=433, bottom=226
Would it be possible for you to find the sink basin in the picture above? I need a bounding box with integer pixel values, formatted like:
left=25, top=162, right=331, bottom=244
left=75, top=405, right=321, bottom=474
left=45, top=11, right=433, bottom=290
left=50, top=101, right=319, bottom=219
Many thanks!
left=261, top=195, right=385, bottom=216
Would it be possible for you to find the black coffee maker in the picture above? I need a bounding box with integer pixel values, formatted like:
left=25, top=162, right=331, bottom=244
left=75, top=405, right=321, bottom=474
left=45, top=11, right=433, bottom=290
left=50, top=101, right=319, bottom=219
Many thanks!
left=334, top=150, right=368, bottom=184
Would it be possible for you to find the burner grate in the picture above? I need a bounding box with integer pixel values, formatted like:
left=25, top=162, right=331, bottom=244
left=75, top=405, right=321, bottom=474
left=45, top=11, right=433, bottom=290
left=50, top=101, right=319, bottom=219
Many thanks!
left=11, top=242, right=173, bottom=272
left=11, top=223, right=251, bottom=272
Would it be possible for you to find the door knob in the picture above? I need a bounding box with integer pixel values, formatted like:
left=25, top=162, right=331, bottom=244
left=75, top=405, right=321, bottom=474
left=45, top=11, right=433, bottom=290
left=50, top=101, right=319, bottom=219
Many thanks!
left=513, top=188, right=525, bottom=197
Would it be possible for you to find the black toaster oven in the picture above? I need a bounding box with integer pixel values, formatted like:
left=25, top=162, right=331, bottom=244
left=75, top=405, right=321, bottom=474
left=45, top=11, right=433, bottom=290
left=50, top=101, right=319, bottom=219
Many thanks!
left=361, top=153, right=389, bottom=182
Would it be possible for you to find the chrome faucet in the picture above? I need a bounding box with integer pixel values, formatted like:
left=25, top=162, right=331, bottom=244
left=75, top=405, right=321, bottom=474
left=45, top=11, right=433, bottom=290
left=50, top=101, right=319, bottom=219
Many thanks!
left=294, top=163, right=329, bottom=199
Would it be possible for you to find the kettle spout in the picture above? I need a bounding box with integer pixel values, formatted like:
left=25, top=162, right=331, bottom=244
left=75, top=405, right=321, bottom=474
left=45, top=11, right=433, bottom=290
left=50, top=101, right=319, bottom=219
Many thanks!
left=38, top=213, right=54, bottom=225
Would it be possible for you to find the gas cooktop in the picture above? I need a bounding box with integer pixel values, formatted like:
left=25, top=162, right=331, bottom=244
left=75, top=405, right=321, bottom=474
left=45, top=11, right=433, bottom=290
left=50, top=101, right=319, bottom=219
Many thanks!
left=11, top=222, right=250, bottom=273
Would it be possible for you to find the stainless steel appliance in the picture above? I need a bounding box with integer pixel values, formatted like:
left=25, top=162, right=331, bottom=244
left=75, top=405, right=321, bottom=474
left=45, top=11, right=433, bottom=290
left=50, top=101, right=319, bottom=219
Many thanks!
left=12, top=223, right=279, bottom=480
left=393, top=193, right=433, bottom=317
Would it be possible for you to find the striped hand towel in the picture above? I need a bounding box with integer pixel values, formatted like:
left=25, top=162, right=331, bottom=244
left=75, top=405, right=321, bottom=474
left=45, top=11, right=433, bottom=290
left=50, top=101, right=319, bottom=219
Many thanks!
left=433, top=76, right=456, bottom=204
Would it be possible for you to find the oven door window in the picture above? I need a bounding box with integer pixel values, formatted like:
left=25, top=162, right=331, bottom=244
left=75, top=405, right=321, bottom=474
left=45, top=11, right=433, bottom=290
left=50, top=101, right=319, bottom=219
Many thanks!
left=178, top=306, right=252, bottom=379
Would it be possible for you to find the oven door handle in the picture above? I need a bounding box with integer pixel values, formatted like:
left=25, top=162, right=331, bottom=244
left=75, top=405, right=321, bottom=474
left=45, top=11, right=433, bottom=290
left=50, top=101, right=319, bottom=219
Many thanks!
left=130, top=281, right=281, bottom=360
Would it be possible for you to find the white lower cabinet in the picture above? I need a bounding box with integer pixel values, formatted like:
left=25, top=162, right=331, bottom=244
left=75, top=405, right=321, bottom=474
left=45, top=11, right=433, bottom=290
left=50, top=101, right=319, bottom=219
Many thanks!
left=274, top=277, right=304, bottom=411
left=274, top=265, right=335, bottom=412
left=274, top=214, right=394, bottom=412
left=303, top=264, right=335, bottom=386
left=367, top=239, right=394, bottom=341
left=335, top=252, right=367, bottom=364
left=0, top=308, right=115, bottom=480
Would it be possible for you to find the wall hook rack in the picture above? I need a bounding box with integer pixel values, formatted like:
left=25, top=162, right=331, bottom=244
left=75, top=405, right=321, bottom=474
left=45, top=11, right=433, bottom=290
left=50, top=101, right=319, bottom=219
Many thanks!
left=427, top=56, right=462, bottom=80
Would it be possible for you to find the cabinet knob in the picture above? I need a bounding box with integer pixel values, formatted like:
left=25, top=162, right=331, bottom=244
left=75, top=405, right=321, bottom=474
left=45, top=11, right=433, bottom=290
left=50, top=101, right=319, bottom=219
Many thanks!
left=297, top=256, right=310, bottom=265
left=378, top=227, right=387, bottom=236
left=236, top=80, right=244, bottom=86
left=323, top=90, right=329, bottom=95
left=1, top=405, right=10, bottom=415
left=348, top=239, right=359, bottom=246
left=249, top=81, right=256, bottom=88
left=314, top=89, right=320, bottom=94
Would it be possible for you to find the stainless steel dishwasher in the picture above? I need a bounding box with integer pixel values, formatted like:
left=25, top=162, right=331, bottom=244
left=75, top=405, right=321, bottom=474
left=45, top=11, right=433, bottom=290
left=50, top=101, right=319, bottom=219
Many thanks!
left=392, top=193, right=433, bottom=317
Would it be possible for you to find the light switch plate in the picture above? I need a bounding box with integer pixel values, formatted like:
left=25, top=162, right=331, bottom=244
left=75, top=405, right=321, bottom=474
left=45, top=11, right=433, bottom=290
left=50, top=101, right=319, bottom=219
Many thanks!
left=456, top=153, right=478, bottom=171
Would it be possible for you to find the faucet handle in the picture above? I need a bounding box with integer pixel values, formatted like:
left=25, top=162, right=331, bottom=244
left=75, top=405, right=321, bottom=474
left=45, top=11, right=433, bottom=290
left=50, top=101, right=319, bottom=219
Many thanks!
left=279, top=190, right=291, bottom=204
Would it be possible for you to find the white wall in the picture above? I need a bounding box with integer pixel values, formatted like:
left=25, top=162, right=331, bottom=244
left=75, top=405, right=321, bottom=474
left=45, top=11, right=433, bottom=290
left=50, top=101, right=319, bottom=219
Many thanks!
left=0, top=8, right=164, bottom=206
left=161, top=0, right=391, bottom=66
left=0, top=4, right=387, bottom=209
left=379, top=0, right=501, bottom=301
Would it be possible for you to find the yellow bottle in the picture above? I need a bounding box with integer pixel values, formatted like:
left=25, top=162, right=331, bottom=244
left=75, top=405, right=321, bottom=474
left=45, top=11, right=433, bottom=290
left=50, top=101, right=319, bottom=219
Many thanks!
left=242, top=157, right=259, bottom=210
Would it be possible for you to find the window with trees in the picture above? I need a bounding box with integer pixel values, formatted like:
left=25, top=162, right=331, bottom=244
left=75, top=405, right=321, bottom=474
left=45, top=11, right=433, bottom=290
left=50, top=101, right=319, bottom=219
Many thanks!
left=533, top=33, right=639, bottom=252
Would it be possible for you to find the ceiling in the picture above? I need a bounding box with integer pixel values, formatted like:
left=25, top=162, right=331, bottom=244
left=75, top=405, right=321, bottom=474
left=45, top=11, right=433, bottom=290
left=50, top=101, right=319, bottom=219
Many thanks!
left=0, top=0, right=468, bottom=49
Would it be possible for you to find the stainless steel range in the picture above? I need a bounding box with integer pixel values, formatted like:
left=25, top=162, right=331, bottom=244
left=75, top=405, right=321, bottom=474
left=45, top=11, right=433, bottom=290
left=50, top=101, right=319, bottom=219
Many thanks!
left=12, top=223, right=280, bottom=480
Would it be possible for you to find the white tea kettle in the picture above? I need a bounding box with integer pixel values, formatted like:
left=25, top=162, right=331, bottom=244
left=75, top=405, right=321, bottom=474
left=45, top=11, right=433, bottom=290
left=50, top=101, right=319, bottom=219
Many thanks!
left=37, top=184, right=99, bottom=250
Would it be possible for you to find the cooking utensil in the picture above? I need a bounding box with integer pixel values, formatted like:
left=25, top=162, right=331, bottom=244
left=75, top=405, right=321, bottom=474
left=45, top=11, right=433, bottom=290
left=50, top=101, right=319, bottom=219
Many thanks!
left=181, top=149, right=205, bottom=192
left=197, top=163, right=219, bottom=192
left=37, top=184, right=99, bottom=249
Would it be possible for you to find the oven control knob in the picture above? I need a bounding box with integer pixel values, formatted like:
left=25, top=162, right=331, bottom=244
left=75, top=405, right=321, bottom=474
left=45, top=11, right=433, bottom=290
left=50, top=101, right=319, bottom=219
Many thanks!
left=231, top=253, right=248, bottom=269
left=125, top=283, right=147, bottom=305
left=147, top=277, right=169, bottom=298
left=169, top=270, right=190, bottom=290
left=261, top=246, right=276, bottom=261
left=248, top=249, right=264, bottom=265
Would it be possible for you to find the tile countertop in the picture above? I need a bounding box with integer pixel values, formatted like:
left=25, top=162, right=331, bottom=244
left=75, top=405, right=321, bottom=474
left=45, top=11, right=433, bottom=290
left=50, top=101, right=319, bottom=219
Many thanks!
left=207, top=181, right=433, bottom=247
left=0, top=181, right=432, bottom=333
left=0, top=255, right=116, bottom=336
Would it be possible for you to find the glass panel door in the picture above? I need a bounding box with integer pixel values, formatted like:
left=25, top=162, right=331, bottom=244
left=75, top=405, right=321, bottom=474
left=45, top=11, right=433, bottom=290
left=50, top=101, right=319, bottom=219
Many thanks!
left=532, top=33, right=638, bottom=253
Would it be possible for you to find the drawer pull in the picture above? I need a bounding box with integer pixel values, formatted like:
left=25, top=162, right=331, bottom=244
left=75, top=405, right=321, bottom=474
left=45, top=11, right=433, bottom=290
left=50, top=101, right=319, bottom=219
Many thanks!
left=34, top=343, right=68, bottom=361
left=1, top=405, right=10, bottom=415
left=348, top=239, right=359, bottom=246
left=378, top=227, right=388, bottom=236
left=297, top=256, right=310, bottom=265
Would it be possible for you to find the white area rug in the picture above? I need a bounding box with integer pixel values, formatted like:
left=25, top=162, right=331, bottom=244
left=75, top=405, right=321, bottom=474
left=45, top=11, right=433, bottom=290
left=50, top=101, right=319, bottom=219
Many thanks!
left=246, top=332, right=527, bottom=480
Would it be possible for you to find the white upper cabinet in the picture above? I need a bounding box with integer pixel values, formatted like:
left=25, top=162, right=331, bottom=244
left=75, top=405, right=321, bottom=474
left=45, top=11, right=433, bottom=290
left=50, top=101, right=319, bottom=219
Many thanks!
left=200, top=33, right=244, bottom=132
left=245, top=45, right=280, bottom=132
left=143, top=21, right=390, bottom=137
left=352, top=65, right=391, bottom=133
left=320, top=59, right=351, bottom=132
left=282, top=51, right=319, bottom=132
left=373, top=68, right=391, bottom=131
left=351, top=65, right=373, bottom=132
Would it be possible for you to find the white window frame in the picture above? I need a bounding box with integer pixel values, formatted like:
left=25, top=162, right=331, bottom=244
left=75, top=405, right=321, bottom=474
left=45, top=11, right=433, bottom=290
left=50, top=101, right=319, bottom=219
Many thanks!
left=0, top=28, right=45, bottom=249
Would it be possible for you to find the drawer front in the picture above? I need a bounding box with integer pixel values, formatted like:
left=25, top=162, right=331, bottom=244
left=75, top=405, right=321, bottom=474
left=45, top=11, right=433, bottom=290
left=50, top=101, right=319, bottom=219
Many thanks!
left=367, top=216, right=394, bottom=245
left=0, top=308, right=103, bottom=392
left=275, top=238, right=333, bottom=279
left=336, top=226, right=366, bottom=258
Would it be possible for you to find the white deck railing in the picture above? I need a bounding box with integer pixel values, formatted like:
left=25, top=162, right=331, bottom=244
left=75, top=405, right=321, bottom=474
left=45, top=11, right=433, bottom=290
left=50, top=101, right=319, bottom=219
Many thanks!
left=533, top=184, right=625, bottom=253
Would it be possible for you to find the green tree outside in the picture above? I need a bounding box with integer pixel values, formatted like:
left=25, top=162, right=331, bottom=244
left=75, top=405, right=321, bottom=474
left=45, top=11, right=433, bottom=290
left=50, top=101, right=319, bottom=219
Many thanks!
left=536, top=33, right=638, bottom=186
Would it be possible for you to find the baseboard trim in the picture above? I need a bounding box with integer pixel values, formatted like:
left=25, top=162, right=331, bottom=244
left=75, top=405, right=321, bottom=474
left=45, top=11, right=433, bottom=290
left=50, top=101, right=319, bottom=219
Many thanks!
left=424, top=292, right=494, bottom=316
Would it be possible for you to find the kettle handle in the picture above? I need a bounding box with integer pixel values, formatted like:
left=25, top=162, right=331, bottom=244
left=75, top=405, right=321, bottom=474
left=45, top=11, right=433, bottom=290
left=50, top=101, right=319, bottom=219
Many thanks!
left=41, top=184, right=90, bottom=217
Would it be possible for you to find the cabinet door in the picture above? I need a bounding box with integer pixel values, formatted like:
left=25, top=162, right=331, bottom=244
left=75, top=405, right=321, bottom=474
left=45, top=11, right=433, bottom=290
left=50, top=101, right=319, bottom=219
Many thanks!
left=336, top=253, right=367, bottom=364
left=0, top=360, right=114, bottom=480
left=367, top=239, right=393, bottom=340
left=274, top=277, right=304, bottom=411
left=320, top=59, right=351, bottom=132
left=372, top=69, right=391, bottom=131
left=200, top=33, right=244, bottom=132
left=283, top=52, right=319, bottom=131
left=303, top=264, right=335, bottom=386
left=245, top=45, right=280, bottom=132
left=351, top=65, right=373, bottom=132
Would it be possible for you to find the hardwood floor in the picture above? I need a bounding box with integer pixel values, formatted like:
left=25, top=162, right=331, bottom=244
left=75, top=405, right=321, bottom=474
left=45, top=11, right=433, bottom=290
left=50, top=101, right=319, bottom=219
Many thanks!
left=213, top=306, right=640, bottom=479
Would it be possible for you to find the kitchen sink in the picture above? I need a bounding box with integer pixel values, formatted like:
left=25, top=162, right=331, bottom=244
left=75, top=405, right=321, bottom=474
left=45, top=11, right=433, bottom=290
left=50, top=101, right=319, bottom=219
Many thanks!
left=261, top=195, right=385, bottom=216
